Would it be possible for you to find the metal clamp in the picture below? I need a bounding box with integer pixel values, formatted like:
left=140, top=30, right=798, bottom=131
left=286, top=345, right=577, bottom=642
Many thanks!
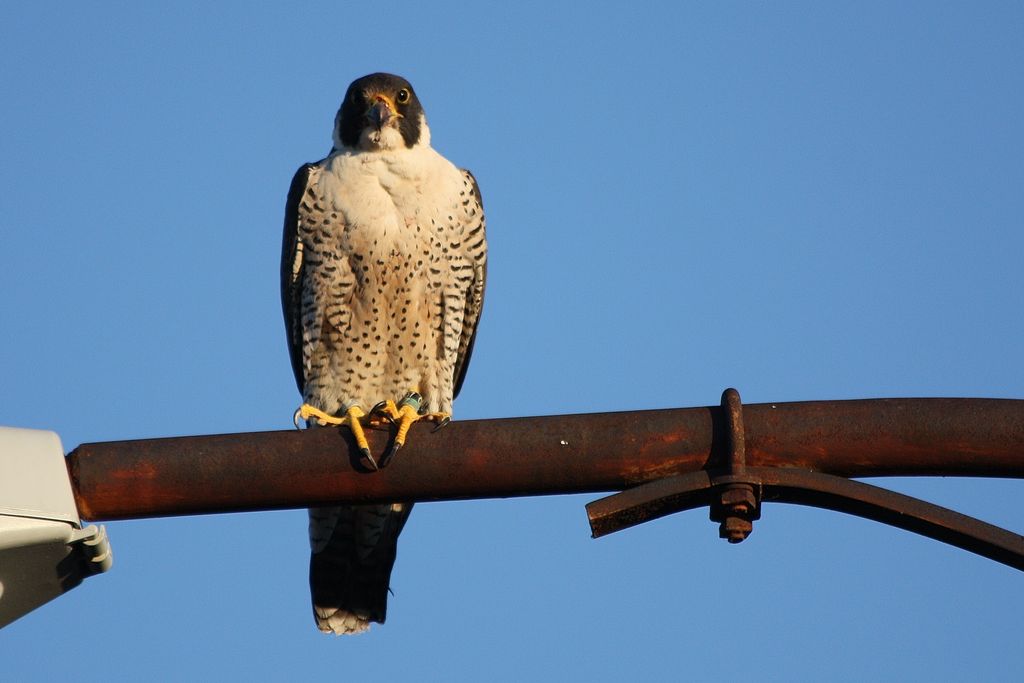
left=708, top=388, right=761, bottom=543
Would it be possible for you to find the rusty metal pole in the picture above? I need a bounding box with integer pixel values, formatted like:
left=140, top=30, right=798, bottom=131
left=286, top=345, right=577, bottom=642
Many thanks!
left=67, top=397, right=1024, bottom=521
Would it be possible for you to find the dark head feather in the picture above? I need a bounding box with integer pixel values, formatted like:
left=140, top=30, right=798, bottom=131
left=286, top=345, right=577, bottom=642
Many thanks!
left=335, top=72, right=424, bottom=149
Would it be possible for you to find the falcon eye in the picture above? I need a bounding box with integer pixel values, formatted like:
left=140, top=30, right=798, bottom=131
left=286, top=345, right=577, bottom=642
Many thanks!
left=396, top=89, right=411, bottom=104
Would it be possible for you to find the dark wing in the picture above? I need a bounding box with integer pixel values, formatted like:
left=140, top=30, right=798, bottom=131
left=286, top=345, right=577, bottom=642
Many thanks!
left=282, top=163, right=316, bottom=396
left=452, top=169, right=488, bottom=399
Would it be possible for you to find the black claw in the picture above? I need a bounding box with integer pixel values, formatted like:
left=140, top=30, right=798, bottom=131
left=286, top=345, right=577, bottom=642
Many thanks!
left=362, top=447, right=379, bottom=470
left=431, top=416, right=452, bottom=433
left=293, top=408, right=304, bottom=430
left=380, top=441, right=402, bottom=468
left=370, top=400, right=396, bottom=424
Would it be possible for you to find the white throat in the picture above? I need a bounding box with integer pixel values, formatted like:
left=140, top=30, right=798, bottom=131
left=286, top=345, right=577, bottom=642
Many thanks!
left=333, top=113, right=432, bottom=153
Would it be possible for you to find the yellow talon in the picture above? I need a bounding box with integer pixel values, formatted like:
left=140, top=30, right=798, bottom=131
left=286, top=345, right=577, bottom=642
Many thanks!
left=392, top=403, right=422, bottom=450
left=369, top=392, right=450, bottom=466
left=343, top=406, right=371, bottom=459
left=368, top=400, right=400, bottom=427
left=296, top=404, right=348, bottom=426
left=298, top=393, right=450, bottom=469
left=294, top=403, right=376, bottom=469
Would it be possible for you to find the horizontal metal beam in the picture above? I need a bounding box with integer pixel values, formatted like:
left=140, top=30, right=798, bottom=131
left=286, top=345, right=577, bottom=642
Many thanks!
left=66, top=397, right=1024, bottom=521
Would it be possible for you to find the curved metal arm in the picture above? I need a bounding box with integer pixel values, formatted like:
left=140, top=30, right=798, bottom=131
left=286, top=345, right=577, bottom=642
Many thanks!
left=587, top=466, right=1024, bottom=571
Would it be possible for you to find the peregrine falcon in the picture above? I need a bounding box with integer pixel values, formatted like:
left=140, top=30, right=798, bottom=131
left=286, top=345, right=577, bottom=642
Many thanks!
left=281, top=73, right=487, bottom=634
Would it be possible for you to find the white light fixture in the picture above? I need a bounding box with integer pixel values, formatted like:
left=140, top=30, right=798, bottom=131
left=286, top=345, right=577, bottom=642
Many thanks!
left=0, top=427, right=112, bottom=628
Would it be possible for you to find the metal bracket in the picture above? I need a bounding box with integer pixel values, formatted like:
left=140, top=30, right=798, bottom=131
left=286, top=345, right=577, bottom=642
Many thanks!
left=587, top=388, right=1024, bottom=572
left=708, top=388, right=761, bottom=542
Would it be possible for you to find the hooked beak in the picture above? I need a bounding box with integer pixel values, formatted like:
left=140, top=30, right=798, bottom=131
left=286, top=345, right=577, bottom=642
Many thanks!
left=366, top=95, right=397, bottom=129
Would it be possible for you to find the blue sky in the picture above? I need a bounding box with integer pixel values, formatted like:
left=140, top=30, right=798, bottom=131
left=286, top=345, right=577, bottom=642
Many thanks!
left=2, top=2, right=1023, bottom=680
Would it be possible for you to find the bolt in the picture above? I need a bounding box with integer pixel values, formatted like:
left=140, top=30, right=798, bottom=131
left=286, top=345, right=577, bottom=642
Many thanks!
left=719, top=486, right=757, bottom=511
left=712, top=483, right=759, bottom=543
left=720, top=516, right=753, bottom=543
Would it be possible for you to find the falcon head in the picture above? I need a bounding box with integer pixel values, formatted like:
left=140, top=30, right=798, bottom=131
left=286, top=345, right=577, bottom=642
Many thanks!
left=333, top=73, right=427, bottom=152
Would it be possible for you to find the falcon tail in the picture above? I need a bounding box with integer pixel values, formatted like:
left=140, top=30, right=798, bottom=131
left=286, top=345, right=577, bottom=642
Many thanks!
left=308, top=503, right=412, bottom=635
